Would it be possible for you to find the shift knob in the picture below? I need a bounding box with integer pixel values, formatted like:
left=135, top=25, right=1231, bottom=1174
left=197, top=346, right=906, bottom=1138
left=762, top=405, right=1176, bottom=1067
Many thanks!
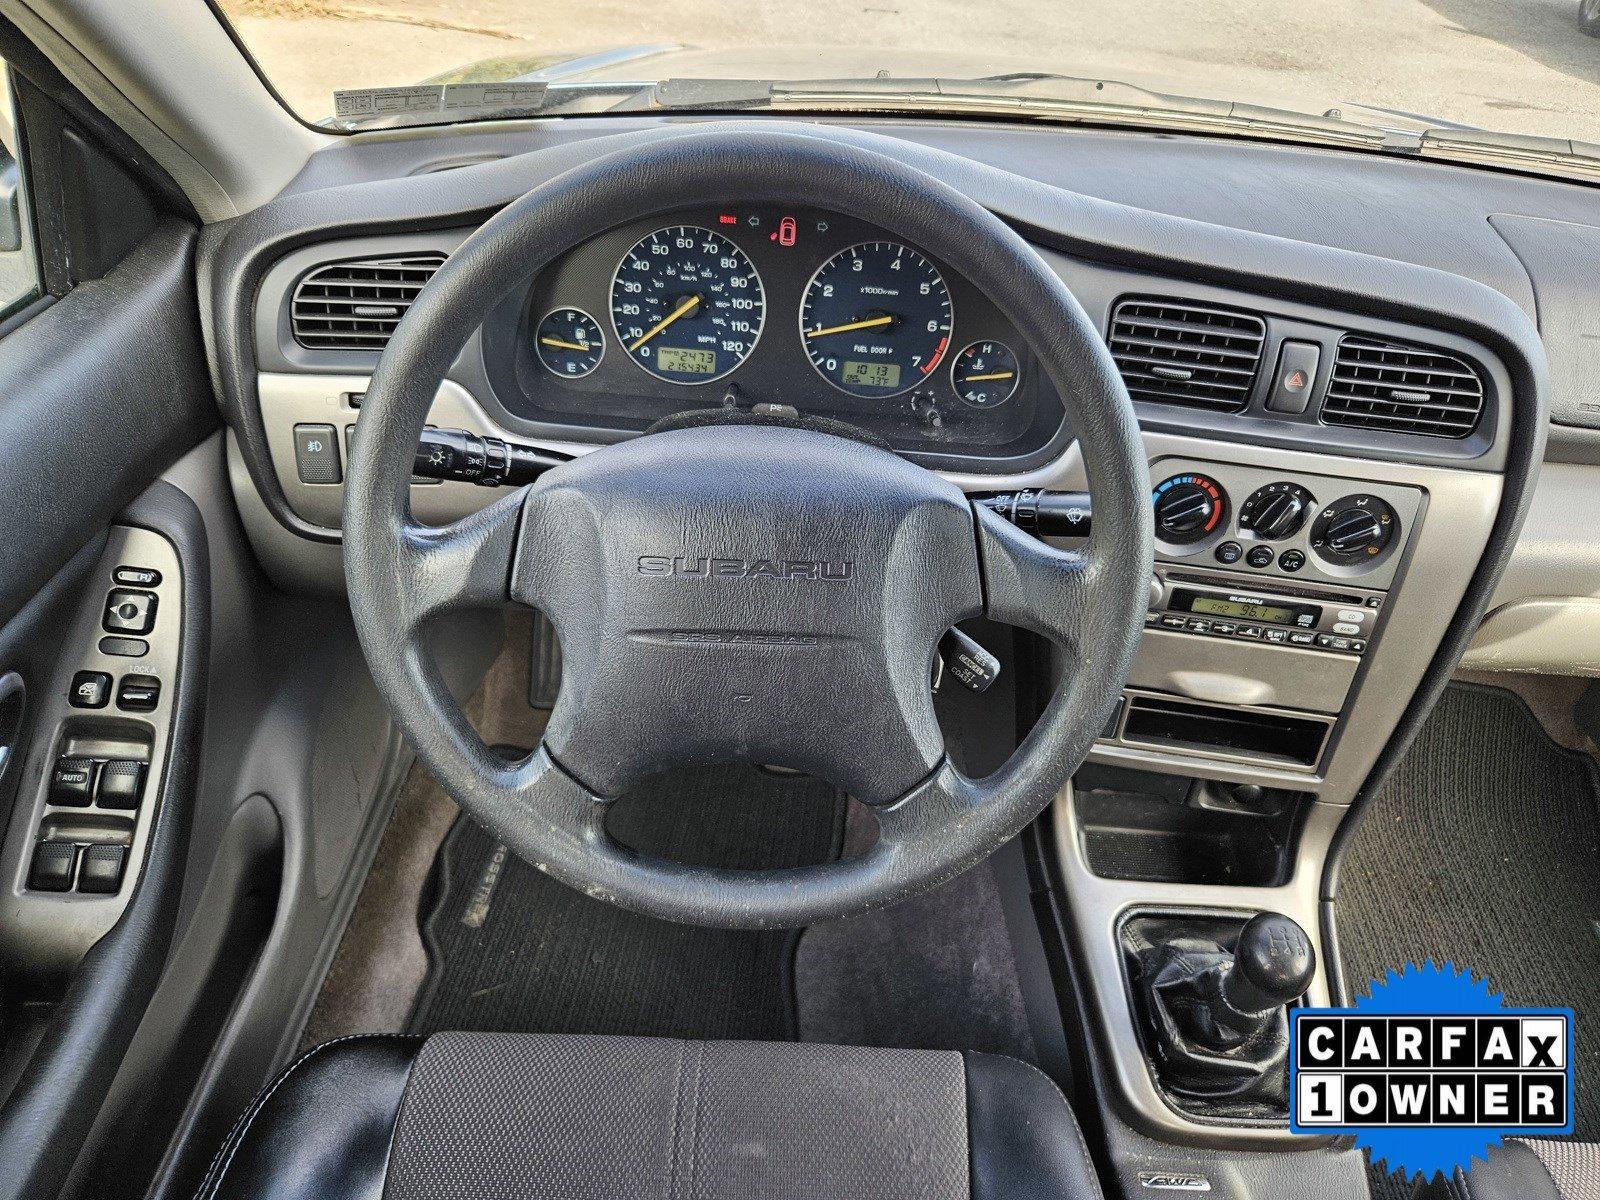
left=1222, top=912, right=1316, bottom=1016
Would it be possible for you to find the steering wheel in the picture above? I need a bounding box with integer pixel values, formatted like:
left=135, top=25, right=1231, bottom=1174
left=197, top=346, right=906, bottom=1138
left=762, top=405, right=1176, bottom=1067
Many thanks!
left=344, top=128, right=1152, bottom=929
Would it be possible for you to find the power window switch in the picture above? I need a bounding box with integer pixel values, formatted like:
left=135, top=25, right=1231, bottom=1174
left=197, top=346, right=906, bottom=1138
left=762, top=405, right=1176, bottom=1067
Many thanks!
left=69, top=670, right=112, bottom=708
left=50, top=757, right=96, bottom=806
left=293, top=423, right=342, bottom=484
left=29, top=842, right=77, bottom=891
left=117, top=675, right=161, bottom=713
left=97, top=760, right=146, bottom=810
left=103, top=589, right=158, bottom=636
left=78, top=844, right=128, bottom=895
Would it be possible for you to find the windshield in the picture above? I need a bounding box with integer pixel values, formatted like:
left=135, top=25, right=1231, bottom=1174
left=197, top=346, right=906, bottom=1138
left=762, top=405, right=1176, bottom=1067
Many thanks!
left=214, top=0, right=1600, bottom=178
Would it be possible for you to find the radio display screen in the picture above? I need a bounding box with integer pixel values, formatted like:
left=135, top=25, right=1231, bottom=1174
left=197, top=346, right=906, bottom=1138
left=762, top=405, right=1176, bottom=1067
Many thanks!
left=1189, top=596, right=1298, bottom=625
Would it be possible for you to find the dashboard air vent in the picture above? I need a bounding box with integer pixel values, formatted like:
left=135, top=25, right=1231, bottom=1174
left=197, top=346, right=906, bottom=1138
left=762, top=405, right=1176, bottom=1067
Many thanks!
left=1108, top=297, right=1266, bottom=412
left=1323, top=336, right=1485, bottom=439
left=291, top=252, right=447, bottom=350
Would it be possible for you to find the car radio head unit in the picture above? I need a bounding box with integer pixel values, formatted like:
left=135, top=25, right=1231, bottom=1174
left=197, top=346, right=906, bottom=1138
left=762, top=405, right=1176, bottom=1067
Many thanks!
left=1149, top=571, right=1380, bottom=654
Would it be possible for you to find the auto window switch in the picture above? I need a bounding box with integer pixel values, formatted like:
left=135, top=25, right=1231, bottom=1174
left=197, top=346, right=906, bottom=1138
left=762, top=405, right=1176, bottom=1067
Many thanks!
left=50, top=758, right=96, bottom=806
left=78, top=844, right=128, bottom=895
left=69, top=670, right=111, bottom=708
left=103, top=589, right=158, bottom=636
left=117, top=675, right=161, bottom=712
left=29, top=842, right=77, bottom=891
left=97, top=760, right=146, bottom=810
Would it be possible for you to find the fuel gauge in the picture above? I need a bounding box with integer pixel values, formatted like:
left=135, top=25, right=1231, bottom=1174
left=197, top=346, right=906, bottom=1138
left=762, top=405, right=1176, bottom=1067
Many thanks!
left=951, top=340, right=1020, bottom=409
left=535, top=307, right=604, bottom=378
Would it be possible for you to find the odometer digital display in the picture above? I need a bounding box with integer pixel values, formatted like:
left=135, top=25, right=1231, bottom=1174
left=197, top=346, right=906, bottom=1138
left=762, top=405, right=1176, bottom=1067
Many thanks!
left=610, top=225, right=764, bottom=384
left=800, top=241, right=952, bottom=398
left=656, top=347, right=718, bottom=375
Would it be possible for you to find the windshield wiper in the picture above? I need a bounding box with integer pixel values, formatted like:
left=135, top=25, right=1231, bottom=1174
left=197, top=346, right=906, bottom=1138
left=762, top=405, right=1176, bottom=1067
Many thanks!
left=329, top=72, right=1600, bottom=182
left=647, top=73, right=1600, bottom=179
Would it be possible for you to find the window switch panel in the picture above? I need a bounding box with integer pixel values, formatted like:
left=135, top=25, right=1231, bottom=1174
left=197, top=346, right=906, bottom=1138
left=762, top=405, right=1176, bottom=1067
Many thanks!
left=97, top=760, right=146, bottom=810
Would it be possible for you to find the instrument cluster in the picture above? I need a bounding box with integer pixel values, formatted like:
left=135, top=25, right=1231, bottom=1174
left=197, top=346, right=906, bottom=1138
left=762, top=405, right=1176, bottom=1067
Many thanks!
left=482, top=206, right=1066, bottom=464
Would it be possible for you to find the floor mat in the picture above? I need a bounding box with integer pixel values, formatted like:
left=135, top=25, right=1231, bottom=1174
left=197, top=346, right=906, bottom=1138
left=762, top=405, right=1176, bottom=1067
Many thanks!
left=793, top=858, right=1038, bottom=1062
left=411, top=763, right=846, bottom=1040
left=1338, top=683, right=1600, bottom=1150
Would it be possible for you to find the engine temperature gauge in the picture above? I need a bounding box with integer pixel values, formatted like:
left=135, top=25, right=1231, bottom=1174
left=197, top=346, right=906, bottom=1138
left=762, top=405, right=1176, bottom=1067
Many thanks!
left=950, top=340, right=1020, bottom=409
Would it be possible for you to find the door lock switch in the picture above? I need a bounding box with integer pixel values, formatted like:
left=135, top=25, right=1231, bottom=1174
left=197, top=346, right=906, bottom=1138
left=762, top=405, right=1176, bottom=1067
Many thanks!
left=117, top=675, right=161, bottom=712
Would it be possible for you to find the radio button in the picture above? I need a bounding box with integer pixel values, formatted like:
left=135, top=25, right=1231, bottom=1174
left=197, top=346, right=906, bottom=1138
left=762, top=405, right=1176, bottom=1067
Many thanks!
left=1336, top=608, right=1367, bottom=623
left=1186, top=619, right=1213, bottom=634
left=1263, top=628, right=1289, bottom=644
left=1288, top=631, right=1317, bottom=646
left=1213, top=541, right=1243, bottom=565
left=1317, top=634, right=1355, bottom=652
left=1351, top=639, right=1367, bottom=652
left=1236, top=625, right=1263, bottom=639
left=1212, top=622, right=1237, bottom=636
left=1160, top=615, right=1187, bottom=630
left=1332, top=621, right=1362, bottom=635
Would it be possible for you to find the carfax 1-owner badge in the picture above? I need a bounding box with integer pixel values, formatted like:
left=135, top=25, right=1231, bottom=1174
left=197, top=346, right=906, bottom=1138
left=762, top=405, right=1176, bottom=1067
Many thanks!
left=1290, top=961, right=1574, bottom=1182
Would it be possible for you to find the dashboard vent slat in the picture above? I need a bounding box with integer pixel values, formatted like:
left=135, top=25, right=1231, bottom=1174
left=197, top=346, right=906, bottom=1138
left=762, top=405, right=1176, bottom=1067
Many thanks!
left=1108, top=298, right=1266, bottom=412
left=1323, top=335, right=1485, bottom=439
left=291, top=252, right=447, bottom=350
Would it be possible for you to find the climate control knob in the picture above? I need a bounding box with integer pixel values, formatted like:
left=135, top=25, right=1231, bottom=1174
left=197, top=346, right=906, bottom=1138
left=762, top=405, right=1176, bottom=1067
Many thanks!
left=1238, top=482, right=1314, bottom=541
left=1152, top=473, right=1227, bottom=545
left=1309, top=494, right=1399, bottom=567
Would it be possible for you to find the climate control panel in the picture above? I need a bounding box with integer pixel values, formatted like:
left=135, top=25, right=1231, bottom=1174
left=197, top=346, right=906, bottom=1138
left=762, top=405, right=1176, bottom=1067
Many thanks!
left=1148, top=458, right=1422, bottom=590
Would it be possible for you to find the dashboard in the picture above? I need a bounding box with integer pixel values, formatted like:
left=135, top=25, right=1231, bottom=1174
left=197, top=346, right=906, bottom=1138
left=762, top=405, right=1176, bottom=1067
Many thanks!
left=482, top=206, right=1061, bottom=459
left=200, top=114, right=1566, bottom=1158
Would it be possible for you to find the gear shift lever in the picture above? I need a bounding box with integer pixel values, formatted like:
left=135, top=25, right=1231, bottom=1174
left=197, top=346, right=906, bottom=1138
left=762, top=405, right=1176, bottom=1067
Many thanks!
left=1129, top=911, right=1316, bottom=1114
left=1223, top=912, right=1317, bottom=1018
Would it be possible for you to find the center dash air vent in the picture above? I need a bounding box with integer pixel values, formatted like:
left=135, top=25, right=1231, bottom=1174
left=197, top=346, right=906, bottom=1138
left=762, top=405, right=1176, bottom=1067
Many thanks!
left=1108, top=298, right=1266, bottom=413
left=1322, top=336, right=1485, bottom=439
left=291, top=252, right=447, bottom=350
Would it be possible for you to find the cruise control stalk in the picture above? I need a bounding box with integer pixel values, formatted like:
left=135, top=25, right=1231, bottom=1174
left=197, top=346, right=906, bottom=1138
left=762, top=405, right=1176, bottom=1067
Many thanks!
left=975, top=489, right=1091, bottom=537
left=412, top=427, right=571, bottom=487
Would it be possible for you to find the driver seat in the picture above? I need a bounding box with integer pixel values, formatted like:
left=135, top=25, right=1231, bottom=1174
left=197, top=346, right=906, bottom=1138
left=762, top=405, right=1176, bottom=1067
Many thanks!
left=195, top=1032, right=1103, bottom=1200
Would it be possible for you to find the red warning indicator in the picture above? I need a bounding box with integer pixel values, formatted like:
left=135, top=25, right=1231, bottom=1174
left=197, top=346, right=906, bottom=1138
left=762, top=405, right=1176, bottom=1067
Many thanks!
left=718, top=214, right=739, bottom=225
left=768, top=215, right=798, bottom=246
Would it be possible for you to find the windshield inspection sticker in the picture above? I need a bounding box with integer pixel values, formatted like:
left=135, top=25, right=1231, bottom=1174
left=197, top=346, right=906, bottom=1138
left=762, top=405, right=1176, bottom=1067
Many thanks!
left=1290, top=961, right=1573, bottom=1183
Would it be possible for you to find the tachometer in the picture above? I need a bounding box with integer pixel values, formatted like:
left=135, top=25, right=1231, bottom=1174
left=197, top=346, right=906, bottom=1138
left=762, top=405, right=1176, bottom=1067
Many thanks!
left=800, top=241, right=952, bottom=398
left=610, top=225, right=764, bottom=384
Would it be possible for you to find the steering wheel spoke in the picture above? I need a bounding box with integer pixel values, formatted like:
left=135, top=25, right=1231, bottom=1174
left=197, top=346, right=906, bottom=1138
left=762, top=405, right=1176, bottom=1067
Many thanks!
left=392, top=487, right=527, bottom=633
left=975, top=503, right=1100, bottom=655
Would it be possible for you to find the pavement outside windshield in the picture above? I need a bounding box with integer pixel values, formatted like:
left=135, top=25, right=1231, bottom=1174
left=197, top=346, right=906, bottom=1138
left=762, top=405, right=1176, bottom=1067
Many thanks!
left=221, top=0, right=1600, bottom=146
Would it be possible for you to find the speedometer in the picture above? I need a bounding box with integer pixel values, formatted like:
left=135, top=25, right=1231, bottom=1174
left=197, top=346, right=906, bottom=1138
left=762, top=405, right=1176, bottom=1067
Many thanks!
left=800, top=241, right=952, bottom=398
left=610, top=225, right=764, bottom=384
